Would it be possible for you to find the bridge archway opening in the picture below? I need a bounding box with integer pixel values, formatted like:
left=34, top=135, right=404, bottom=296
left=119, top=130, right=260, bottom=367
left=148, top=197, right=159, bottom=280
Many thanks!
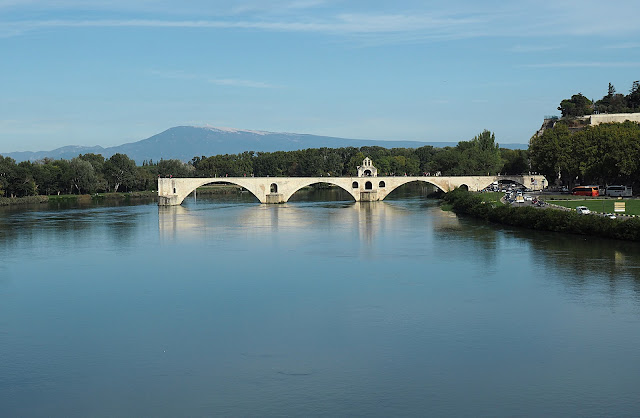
left=379, top=181, right=386, bottom=188
left=352, top=181, right=359, bottom=188
left=191, top=181, right=260, bottom=203
left=270, top=183, right=278, bottom=193
left=458, top=184, right=469, bottom=191
left=384, top=180, right=440, bottom=201
left=287, top=182, right=355, bottom=203
left=493, top=179, right=525, bottom=192
left=365, top=181, right=373, bottom=190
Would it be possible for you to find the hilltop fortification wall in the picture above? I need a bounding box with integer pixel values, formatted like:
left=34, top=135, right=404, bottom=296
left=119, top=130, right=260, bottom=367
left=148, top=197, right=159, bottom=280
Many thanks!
left=535, top=112, right=640, bottom=137
left=589, top=113, right=640, bottom=125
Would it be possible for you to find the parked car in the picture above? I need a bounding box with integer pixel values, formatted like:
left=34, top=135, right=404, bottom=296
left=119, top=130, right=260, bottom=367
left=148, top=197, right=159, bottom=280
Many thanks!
left=576, top=206, right=591, bottom=215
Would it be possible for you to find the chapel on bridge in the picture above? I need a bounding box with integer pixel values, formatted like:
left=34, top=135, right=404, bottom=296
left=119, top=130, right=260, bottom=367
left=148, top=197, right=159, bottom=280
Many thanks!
left=357, top=157, right=378, bottom=177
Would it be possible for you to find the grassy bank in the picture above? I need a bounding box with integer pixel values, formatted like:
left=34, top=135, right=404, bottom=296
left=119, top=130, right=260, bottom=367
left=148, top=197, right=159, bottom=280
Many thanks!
left=0, top=195, right=49, bottom=206
left=443, top=188, right=640, bottom=241
left=441, top=191, right=503, bottom=212
left=546, top=198, right=640, bottom=216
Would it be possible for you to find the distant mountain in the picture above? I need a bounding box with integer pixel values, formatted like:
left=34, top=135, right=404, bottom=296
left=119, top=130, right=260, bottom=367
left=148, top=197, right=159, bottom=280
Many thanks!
left=2, top=126, right=527, bottom=163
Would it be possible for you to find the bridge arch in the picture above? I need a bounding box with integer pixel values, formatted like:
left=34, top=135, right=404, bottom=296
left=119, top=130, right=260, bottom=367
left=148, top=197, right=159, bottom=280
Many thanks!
left=377, top=178, right=445, bottom=201
left=159, top=174, right=548, bottom=206
left=169, top=178, right=264, bottom=205
left=283, top=180, right=358, bottom=203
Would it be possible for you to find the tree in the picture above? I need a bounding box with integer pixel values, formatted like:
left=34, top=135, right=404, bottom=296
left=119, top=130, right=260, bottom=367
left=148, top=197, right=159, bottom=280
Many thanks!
left=0, top=155, right=17, bottom=197
left=529, top=123, right=571, bottom=185
left=156, top=159, right=194, bottom=178
left=558, top=93, right=593, bottom=117
left=104, top=153, right=137, bottom=192
left=454, top=130, right=502, bottom=175
left=628, top=80, right=640, bottom=111
left=79, top=153, right=107, bottom=192
left=69, top=157, right=97, bottom=194
left=501, top=149, right=529, bottom=175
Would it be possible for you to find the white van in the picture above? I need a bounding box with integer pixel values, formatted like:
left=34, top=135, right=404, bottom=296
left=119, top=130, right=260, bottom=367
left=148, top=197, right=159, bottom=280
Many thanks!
left=606, top=185, right=632, bottom=197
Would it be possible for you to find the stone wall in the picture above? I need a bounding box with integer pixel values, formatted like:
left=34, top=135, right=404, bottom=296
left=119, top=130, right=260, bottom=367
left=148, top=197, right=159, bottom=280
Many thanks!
left=589, top=113, right=640, bottom=126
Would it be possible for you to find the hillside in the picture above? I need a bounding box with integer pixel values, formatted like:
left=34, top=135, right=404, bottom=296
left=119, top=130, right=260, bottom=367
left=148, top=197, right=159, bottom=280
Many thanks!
left=2, top=126, right=526, bottom=163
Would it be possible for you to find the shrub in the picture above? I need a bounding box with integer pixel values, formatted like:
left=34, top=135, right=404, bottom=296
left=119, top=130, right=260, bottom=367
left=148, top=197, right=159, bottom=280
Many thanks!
left=443, top=188, right=640, bottom=242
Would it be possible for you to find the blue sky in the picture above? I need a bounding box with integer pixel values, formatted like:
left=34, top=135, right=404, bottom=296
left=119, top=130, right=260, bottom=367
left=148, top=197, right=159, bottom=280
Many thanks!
left=1, top=0, right=639, bottom=152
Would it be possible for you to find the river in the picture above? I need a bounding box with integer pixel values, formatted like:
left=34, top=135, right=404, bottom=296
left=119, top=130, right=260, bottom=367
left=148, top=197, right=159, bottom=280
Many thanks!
left=2, top=187, right=640, bottom=416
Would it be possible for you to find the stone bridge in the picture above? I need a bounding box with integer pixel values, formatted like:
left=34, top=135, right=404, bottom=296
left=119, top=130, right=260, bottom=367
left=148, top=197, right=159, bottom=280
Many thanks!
left=158, top=174, right=547, bottom=205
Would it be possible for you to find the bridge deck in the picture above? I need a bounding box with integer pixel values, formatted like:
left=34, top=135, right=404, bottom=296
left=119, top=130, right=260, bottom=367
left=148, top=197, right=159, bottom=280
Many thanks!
left=158, top=174, right=547, bottom=205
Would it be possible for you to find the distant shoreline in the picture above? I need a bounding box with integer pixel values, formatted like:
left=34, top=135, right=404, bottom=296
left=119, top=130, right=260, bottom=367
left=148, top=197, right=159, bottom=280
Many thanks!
left=0, top=186, right=247, bottom=207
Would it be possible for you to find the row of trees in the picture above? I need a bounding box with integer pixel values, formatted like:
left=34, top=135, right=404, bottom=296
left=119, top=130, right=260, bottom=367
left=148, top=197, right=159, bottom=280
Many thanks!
left=558, top=81, right=640, bottom=117
left=529, top=120, right=640, bottom=188
left=0, top=153, right=193, bottom=198
left=190, top=130, right=524, bottom=178
left=1, top=130, right=529, bottom=198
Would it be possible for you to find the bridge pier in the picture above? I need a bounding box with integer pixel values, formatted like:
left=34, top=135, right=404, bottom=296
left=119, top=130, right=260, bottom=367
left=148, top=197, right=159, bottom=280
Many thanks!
left=265, top=193, right=285, bottom=204
left=360, top=191, right=378, bottom=202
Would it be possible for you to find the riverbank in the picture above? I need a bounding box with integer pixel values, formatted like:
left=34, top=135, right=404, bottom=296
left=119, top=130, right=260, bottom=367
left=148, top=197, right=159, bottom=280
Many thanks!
left=0, top=191, right=158, bottom=206
left=442, top=188, right=640, bottom=241
left=0, top=185, right=250, bottom=207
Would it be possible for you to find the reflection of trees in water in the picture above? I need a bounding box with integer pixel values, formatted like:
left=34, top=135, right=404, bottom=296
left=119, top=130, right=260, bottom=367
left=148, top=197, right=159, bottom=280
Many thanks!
left=288, top=184, right=353, bottom=202
left=432, top=211, right=500, bottom=267
left=439, top=213, right=640, bottom=299
left=523, top=230, right=640, bottom=289
left=385, top=181, right=439, bottom=200
left=0, top=204, right=144, bottom=252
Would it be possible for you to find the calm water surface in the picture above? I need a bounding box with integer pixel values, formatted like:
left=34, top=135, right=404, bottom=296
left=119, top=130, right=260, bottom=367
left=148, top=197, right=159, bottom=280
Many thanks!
left=2, top=190, right=640, bottom=416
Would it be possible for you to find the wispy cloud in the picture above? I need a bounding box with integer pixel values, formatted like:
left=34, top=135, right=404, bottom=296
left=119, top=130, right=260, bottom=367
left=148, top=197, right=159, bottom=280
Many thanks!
left=1, top=13, right=485, bottom=36
left=521, top=62, right=640, bottom=68
left=508, top=44, right=564, bottom=53
left=149, top=69, right=278, bottom=89
left=208, top=78, right=277, bottom=88
left=230, top=0, right=329, bottom=14
left=604, top=42, right=640, bottom=50
left=149, top=69, right=198, bottom=80
left=1, top=0, right=639, bottom=41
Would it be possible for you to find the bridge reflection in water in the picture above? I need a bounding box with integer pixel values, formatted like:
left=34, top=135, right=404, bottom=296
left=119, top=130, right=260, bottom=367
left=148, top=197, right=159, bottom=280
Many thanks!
left=158, top=195, right=465, bottom=259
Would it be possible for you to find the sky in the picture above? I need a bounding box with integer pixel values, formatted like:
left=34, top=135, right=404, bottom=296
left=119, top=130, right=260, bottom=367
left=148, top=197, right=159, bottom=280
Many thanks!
left=1, top=0, right=640, bottom=152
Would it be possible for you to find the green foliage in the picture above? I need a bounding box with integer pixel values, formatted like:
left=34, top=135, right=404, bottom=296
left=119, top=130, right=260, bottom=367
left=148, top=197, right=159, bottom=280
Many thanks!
left=558, top=93, right=593, bottom=117
left=0, top=129, right=528, bottom=197
left=69, top=157, right=97, bottom=194
left=547, top=199, right=640, bottom=216
left=529, top=121, right=640, bottom=188
left=104, top=153, right=137, bottom=192
left=443, top=188, right=640, bottom=241
left=500, top=148, right=529, bottom=175
left=594, top=80, right=640, bottom=114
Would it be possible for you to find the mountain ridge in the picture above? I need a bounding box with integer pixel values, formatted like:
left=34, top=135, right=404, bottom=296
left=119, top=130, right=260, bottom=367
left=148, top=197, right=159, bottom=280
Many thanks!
left=1, top=126, right=527, bottom=163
